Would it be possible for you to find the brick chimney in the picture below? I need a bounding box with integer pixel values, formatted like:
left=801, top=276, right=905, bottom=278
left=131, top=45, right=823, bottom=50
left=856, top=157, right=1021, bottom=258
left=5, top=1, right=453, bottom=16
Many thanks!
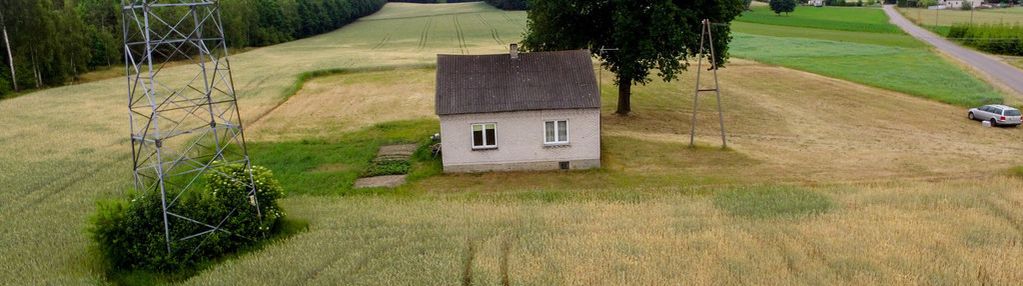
left=510, top=43, right=518, bottom=59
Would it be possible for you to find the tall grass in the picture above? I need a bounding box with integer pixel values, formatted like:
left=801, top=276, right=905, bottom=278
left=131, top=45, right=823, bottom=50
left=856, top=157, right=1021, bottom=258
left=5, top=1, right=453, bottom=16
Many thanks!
left=947, top=23, right=1023, bottom=56
left=179, top=179, right=1023, bottom=285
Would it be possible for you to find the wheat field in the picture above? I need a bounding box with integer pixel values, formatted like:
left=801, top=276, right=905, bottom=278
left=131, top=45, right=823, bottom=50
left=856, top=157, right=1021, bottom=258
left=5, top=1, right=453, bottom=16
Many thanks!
left=2, top=2, right=1023, bottom=285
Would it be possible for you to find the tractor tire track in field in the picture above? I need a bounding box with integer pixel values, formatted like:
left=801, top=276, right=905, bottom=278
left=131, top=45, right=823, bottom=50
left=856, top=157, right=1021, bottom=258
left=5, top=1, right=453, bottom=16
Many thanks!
left=453, top=15, right=468, bottom=55
left=2, top=153, right=130, bottom=219
left=501, top=12, right=517, bottom=24
left=302, top=239, right=400, bottom=284
left=417, top=17, right=433, bottom=50
left=477, top=14, right=504, bottom=45
left=371, top=34, right=392, bottom=50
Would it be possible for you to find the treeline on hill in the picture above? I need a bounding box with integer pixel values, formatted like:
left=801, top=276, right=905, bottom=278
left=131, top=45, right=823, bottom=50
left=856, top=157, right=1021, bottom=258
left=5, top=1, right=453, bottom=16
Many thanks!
left=948, top=24, right=1023, bottom=56
left=387, top=0, right=528, bottom=9
left=0, top=0, right=386, bottom=98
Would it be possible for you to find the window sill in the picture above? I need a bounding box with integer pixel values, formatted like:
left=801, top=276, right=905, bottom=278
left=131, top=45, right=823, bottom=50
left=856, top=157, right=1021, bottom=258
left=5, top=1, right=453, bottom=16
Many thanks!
left=472, top=146, right=498, bottom=151
left=543, top=143, right=571, bottom=148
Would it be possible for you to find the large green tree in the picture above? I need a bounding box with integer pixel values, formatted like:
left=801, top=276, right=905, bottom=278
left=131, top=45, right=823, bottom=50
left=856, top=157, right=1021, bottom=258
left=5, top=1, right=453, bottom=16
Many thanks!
left=770, top=0, right=797, bottom=15
left=522, top=0, right=746, bottom=115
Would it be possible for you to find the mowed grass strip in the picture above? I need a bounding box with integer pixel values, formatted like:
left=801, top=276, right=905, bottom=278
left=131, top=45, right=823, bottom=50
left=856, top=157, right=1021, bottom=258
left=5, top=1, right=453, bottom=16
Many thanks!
left=737, top=6, right=904, bottom=33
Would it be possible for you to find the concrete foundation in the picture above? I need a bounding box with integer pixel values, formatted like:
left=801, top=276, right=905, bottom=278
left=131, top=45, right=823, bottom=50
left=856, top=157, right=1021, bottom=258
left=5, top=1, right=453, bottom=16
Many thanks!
left=443, top=159, right=600, bottom=173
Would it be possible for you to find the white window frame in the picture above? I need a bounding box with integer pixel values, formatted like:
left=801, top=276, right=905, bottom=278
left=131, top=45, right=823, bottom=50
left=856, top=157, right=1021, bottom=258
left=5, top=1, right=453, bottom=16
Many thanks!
left=471, top=123, right=497, bottom=150
left=543, top=119, right=570, bottom=145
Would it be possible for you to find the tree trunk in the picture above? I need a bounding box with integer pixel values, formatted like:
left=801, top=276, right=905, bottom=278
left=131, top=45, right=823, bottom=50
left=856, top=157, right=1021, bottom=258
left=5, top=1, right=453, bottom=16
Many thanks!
left=1, top=16, right=15, bottom=91
left=31, top=49, right=40, bottom=88
left=616, top=79, right=632, bottom=115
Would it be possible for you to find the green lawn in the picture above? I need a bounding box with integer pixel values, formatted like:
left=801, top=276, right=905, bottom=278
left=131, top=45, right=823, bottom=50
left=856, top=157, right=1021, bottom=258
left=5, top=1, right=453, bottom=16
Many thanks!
left=731, top=21, right=925, bottom=48
left=731, top=6, right=1005, bottom=106
left=730, top=33, right=1003, bottom=106
left=737, top=6, right=903, bottom=33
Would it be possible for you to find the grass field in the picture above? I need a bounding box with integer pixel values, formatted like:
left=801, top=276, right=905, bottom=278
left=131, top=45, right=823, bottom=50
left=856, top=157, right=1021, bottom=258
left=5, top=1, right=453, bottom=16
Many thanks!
left=897, top=6, right=1023, bottom=27
left=734, top=7, right=1008, bottom=106
left=739, top=6, right=904, bottom=33
left=2, top=2, right=1023, bottom=285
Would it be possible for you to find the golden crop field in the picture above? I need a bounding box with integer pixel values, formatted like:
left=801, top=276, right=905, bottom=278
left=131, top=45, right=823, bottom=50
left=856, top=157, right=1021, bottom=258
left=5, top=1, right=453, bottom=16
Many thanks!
left=1, top=2, right=1022, bottom=285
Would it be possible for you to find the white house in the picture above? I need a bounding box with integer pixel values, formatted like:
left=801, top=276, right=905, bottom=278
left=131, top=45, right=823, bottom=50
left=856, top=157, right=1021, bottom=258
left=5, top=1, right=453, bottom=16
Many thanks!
left=938, top=0, right=981, bottom=9
left=434, top=46, right=601, bottom=173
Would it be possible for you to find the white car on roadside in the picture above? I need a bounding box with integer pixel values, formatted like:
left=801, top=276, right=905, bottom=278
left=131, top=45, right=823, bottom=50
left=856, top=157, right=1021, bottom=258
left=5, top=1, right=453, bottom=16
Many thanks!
left=968, top=104, right=1022, bottom=127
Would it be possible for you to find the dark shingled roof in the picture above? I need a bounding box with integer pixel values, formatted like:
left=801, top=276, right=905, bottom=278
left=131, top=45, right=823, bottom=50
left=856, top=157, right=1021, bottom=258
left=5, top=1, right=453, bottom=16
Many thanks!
left=435, top=49, right=600, bottom=115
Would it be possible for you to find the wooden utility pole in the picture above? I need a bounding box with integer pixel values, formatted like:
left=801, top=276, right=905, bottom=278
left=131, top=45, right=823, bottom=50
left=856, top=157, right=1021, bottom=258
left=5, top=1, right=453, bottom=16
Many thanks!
left=689, top=19, right=727, bottom=149
left=1, top=13, right=16, bottom=91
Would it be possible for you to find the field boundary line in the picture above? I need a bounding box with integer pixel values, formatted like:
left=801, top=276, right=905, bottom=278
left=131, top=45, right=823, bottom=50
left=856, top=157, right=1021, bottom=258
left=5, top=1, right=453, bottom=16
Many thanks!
left=361, top=11, right=500, bottom=22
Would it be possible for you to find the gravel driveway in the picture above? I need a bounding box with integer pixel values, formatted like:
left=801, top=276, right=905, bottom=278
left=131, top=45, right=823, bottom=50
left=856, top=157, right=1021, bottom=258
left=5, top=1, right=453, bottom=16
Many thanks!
left=883, top=5, right=1023, bottom=102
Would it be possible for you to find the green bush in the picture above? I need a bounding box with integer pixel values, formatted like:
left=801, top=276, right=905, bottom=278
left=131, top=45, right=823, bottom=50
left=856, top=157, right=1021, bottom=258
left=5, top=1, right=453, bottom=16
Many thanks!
left=770, top=0, right=797, bottom=15
left=91, top=164, right=285, bottom=272
left=362, top=160, right=412, bottom=177
left=947, top=24, right=1023, bottom=56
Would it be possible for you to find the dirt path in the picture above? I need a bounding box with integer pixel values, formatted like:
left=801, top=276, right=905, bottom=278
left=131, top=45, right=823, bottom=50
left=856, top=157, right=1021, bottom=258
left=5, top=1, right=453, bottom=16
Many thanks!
left=883, top=5, right=1023, bottom=102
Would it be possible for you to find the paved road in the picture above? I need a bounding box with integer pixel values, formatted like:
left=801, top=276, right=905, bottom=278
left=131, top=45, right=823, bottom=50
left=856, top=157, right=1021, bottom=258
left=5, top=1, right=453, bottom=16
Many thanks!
left=883, top=5, right=1023, bottom=101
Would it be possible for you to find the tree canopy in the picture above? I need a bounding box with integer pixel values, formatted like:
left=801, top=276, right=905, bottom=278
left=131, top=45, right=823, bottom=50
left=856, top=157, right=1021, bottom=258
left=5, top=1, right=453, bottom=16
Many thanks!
left=522, top=0, right=746, bottom=115
left=770, top=0, right=798, bottom=15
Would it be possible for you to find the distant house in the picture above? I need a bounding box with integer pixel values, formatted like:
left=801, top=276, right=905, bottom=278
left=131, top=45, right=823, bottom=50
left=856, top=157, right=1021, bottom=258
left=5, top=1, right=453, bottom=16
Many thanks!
left=809, top=0, right=825, bottom=6
left=434, top=45, right=601, bottom=173
left=937, top=0, right=981, bottom=9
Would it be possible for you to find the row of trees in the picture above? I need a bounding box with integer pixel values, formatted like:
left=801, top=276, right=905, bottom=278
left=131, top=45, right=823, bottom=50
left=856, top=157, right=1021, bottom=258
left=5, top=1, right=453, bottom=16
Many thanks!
left=386, top=0, right=528, bottom=9
left=0, top=0, right=387, bottom=98
left=484, top=0, right=530, bottom=10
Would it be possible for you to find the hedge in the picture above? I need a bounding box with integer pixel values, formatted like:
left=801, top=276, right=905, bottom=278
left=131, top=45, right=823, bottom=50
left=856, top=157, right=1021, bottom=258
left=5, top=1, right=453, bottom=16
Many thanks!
left=947, top=23, right=1023, bottom=56
left=90, top=164, right=286, bottom=272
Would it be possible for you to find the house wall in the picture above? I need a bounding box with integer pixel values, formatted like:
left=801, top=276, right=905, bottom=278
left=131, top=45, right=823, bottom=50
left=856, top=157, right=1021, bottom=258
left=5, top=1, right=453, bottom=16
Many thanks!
left=439, top=108, right=601, bottom=173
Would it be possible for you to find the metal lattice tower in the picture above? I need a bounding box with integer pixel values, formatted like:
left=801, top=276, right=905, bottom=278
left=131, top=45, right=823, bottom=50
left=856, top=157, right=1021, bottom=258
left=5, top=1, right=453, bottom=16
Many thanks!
left=689, top=19, right=728, bottom=149
left=122, top=0, right=260, bottom=253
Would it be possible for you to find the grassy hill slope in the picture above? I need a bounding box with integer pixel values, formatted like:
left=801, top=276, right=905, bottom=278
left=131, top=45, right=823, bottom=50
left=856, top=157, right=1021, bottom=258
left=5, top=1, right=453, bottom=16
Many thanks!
left=1, top=3, right=1021, bottom=285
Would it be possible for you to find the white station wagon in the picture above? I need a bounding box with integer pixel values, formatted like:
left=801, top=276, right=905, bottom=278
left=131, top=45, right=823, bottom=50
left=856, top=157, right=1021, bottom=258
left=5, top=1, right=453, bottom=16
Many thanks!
left=968, top=104, right=1022, bottom=127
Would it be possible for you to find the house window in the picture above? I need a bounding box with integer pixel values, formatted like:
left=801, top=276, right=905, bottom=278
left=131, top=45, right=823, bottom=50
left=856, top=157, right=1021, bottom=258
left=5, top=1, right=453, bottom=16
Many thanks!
left=544, top=120, right=569, bottom=144
left=471, top=123, right=497, bottom=149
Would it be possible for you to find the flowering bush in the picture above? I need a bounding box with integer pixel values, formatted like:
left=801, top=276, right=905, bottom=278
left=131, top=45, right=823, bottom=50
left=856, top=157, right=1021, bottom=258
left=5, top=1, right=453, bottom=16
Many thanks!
left=91, top=163, right=285, bottom=272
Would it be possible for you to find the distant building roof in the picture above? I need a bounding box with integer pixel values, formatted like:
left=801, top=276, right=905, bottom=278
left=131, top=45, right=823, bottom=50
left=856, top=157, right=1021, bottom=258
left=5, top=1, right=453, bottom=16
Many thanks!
left=435, top=49, right=600, bottom=116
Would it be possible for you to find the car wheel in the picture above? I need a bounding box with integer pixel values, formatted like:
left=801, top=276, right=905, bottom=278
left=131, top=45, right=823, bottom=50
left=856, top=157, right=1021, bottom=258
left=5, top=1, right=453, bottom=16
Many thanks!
left=968, top=112, right=975, bottom=120
left=990, top=119, right=997, bottom=127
